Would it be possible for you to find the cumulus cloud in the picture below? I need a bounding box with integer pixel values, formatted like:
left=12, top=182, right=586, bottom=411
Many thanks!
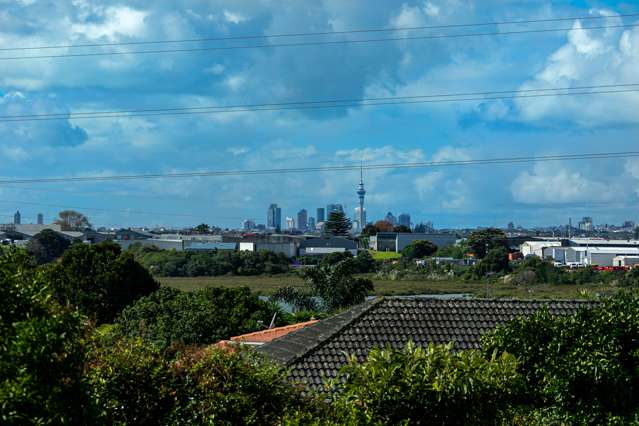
left=71, top=5, right=148, bottom=40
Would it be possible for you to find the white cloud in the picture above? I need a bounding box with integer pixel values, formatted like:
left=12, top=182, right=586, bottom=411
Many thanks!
left=227, top=147, right=249, bottom=156
left=204, top=64, right=225, bottom=75
left=511, top=162, right=615, bottom=204
left=272, top=145, right=318, bottom=160
left=224, top=75, right=246, bottom=91
left=223, top=10, right=247, bottom=24
left=71, top=6, right=148, bottom=40
left=515, top=13, right=639, bottom=126
left=625, top=159, right=639, bottom=196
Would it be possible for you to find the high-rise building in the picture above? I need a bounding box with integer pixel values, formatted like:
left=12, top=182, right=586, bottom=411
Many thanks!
left=307, top=217, right=316, bottom=231
left=398, top=213, right=410, bottom=228
left=316, top=208, right=325, bottom=223
left=507, top=222, right=515, bottom=232
left=242, top=219, right=256, bottom=230
left=327, top=204, right=344, bottom=215
left=13, top=211, right=21, bottom=225
left=384, top=212, right=397, bottom=226
left=578, top=217, right=594, bottom=232
left=355, top=165, right=366, bottom=230
left=267, top=204, right=282, bottom=231
left=297, top=209, right=308, bottom=231
left=37, top=213, right=44, bottom=225
left=286, top=217, right=296, bottom=230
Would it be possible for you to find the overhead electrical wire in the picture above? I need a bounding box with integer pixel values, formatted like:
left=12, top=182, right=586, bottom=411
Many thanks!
left=1, top=22, right=638, bottom=60
left=1, top=83, right=638, bottom=122
left=1, top=152, right=636, bottom=185
left=2, top=12, right=637, bottom=52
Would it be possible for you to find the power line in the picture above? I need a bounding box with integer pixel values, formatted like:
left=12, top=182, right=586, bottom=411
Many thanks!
left=1, top=152, right=636, bottom=185
left=2, top=23, right=637, bottom=60
left=1, top=84, right=638, bottom=122
left=3, top=13, right=636, bottom=52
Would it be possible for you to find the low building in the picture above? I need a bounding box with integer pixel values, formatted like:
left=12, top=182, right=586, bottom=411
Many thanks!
left=298, top=237, right=357, bottom=256
left=229, top=320, right=319, bottom=346
left=239, top=242, right=298, bottom=258
left=116, top=238, right=184, bottom=251
left=115, top=229, right=155, bottom=241
left=613, top=256, right=639, bottom=267
left=369, top=233, right=456, bottom=253
left=258, top=297, right=597, bottom=391
left=521, top=240, right=562, bottom=257
left=184, top=241, right=237, bottom=251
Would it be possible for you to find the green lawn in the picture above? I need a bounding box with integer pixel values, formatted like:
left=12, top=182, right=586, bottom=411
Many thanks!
left=370, top=251, right=402, bottom=260
left=159, top=274, right=630, bottom=300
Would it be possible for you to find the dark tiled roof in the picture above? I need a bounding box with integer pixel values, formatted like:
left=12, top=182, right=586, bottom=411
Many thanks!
left=258, top=297, right=598, bottom=390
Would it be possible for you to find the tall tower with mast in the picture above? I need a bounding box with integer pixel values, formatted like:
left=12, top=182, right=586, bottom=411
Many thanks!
left=356, top=161, right=366, bottom=230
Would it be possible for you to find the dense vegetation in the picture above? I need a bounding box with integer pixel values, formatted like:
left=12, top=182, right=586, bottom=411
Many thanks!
left=128, top=243, right=291, bottom=277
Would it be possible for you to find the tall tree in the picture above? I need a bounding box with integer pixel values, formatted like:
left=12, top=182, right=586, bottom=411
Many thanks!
left=26, top=229, right=71, bottom=264
left=193, top=223, right=210, bottom=234
left=325, top=211, right=352, bottom=236
left=373, top=220, right=394, bottom=233
left=467, top=228, right=508, bottom=259
left=402, top=240, right=438, bottom=260
left=54, top=210, right=91, bottom=231
left=393, top=225, right=411, bottom=233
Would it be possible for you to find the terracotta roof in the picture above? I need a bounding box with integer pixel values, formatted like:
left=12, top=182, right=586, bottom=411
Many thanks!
left=230, top=320, right=319, bottom=344
left=258, top=297, right=598, bottom=391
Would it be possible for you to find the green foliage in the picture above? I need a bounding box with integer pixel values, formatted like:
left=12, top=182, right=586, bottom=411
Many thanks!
left=116, top=286, right=282, bottom=350
left=45, top=242, right=159, bottom=324
left=435, top=241, right=469, bottom=259
left=129, top=244, right=290, bottom=277
left=483, top=293, right=639, bottom=423
left=274, top=258, right=374, bottom=312
left=26, top=229, right=71, bottom=264
left=324, top=211, right=351, bottom=236
left=327, top=342, right=521, bottom=425
left=471, top=247, right=510, bottom=278
left=360, top=224, right=378, bottom=237
left=0, top=249, right=87, bottom=425
left=54, top=209, right=91, bottom=231
left=319, top=251, right=352, bottom=268
left=352, top=250, right=377, bottom=273
left=467, top=228, right=508, bottom=259
left=193, top=223, right=210, bottom=234
left=401, top=239, right=438, bottom=260
left=86, top=338, right=312, bottom=425
left=392, top=225, right=411, bottom=233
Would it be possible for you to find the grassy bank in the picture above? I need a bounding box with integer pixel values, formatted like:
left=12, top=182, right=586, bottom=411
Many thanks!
left=159, top=274, right=630, bottom=299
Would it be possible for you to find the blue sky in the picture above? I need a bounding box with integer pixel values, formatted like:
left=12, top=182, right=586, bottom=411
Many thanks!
left=1, top=0, right=638, bottom=229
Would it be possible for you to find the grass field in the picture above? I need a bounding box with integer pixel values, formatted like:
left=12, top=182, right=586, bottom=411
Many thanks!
left=160, top=274, right=629, bottom=299
left=370, top=251, right=402, bottom=260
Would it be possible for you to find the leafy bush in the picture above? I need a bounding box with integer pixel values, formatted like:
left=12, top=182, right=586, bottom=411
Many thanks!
left=401, top=240, right=438, bottom=260
left=26, top=229, right=71, bottom=264
left=469, top=247, right=509, bottom=278
left=483, top=293, right=639, bottom=423
left=0, top=249, right=87, bottom=425
left=129, top=244, right=290, bottom=277
left=45, top=242, right=159, bottom=324
left=116, top=286, right=283, bottom=350
left=326, top=342, right=521, bottom=425
left=85, top=338, right=313, bottom=425
left=467, top=228, right=508, bottom=259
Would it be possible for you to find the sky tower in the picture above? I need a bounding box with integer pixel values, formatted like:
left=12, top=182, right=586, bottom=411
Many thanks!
left=355, top=162, right=366, bottom=230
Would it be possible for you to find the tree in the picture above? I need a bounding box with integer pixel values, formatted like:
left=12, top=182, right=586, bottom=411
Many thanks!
left=0, top=249, right=87, bottom=424
left=360, top=224, right=378, bottom=238
left=115, top=286, right=283, bottom=350
left=393, top=225, right=411, bottom=233
left=472, top=247, right=510, bottom=277
left=45, top=242, right=159, bottom=324
left=325, top=342, right=521, bottom=425
left=26, top=229, right=71, bottom=264
left=373, top=220, right=394, bottom=233
left=54, top=210, right=91, bottom=231
left=401, top=240, right=438, bottom=260
left=193, top=223, right=210, bottom=234
left=324, top=211, right=351, bottom=236
left=467, top=228, right=508, bottom=259
left=274, top=258, right=374, bottom=312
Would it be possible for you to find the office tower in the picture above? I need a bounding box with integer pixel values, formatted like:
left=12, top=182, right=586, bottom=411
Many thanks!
left=286, top=217, right=296, bottom=230
left=37, top=213, right=44, bottom=225
left=267, top=204, right=282, bottom=231
left=13, top=211, right=21, bottom=225
left=297, top=209, right=308, bottom=231
left=384, top=211, right=397, bottom=226
left=327, top=203, right=344, bottom=215
left=355, top=165, right=366, bottom=230
left=316, top=208, right=325, bottom=223
left=398, top=213, right=411, bottom=228
left=578, top=217, right=593, bottom=232
left=308, top=217, right=316, bottom=231
left=242, top=219, right=256, bottom=230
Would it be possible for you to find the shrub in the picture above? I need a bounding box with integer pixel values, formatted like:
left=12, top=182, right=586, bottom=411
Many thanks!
left=26, top=229, right=71, bottom=264
left=401, top=240, right=438, bottom=260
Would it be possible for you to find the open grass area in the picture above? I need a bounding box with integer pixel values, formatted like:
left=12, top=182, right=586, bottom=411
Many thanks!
left=159, top=274, right=632, bottom=299
left=370, top=251, right=402, bottom=260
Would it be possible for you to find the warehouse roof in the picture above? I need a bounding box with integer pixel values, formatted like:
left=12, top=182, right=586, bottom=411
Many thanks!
left=299, top=237, right=357, bottom=249
left=258, top=297, right=598, bottom=390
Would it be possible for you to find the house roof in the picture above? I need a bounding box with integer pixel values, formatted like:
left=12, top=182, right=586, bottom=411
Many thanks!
left=230, top=320, right=319, bottom=344
left=257, top=297, right=598, bottom=390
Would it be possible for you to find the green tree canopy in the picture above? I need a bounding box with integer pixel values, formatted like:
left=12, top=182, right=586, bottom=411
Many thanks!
left=472, top=247, right=510, bottom=277
left=115, top=286, right=283, bottom=350
left=401, top=240, right=438, bottom=260
left=359, top=223, right=378, bottom=238
left=467, top=228, right=508, bottom=259
left=392, top=225, right=411, bottom=233
left=54, top=210, right=91, bottom=231
left=193, top=223, right=210, bottom=234
left=45, top=242, right=159, bottom=324
left=26, top=229, right=71, bottom=264
left=324, top=211, right=351, bottom=236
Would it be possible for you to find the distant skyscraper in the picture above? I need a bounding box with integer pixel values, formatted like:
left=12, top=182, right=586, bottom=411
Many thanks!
left=327, top=204, right=344, bottom=215
left=398, top=213, right=410, bottom=228
left=267, top=204, right=282, bottom=231
left=578, top=216, right=594, bottom=232
left=355, top=164, right=366, bottom=230
left=316, top=208, right=325, bottom=223
left=242, top=219, right=256, bottom=230
left=286, top=217, right=296, bottom=230
left=13, top=211, right=21, bottom=225
left=37, top=213, right=44, bottom=225
left=308, top=217, right=316, bottom=230
left=384, top=212, right=397, bottom=226
left=507, top=222, right=515, bottom=232
left=297, top=209, right=308, bottom=231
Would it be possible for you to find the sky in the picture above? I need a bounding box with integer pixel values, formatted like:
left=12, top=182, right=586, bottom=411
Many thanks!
left=1, top=0, right=638, bottom=229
